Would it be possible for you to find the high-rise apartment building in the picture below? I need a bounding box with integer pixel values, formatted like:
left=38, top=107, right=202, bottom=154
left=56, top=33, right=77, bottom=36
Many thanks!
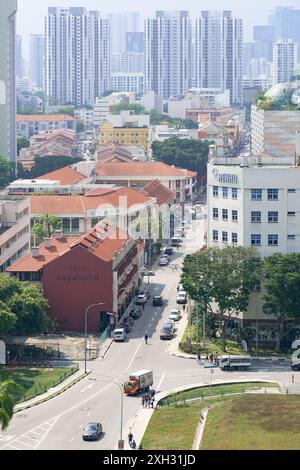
left=194, top=11, right=243, bottom=106
left=30, top=35, right=44, bottom=89
left=107, top=12, right=140, bottom=53
left=0, top=0, right=17, bottom=164
left=45, top=7, right=110, bottom=107
left=16, top=34, right=24, bottom=79
left=112, top=52, right=144, bottom=74
left=145, top=11, right=192, bottom=100
left=269, top=6, right=300, bottom=43
left=272, top=39, right=297, bottom=85
left=126, top=32, right=144, bottom=53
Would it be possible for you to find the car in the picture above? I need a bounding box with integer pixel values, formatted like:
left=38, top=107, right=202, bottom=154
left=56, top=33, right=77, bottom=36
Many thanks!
left=177, top=283, right=185, bottom=292
left=129, top=309, right=142, bottom=320
left=152, top=296, right=164, bottom=307
left=164, top=247, right=174, bottom=256
left=160, top=324, right=175, bottom=340
left=140, top=267, right=155, bottom=277
left=169, top=309, right=181, bottom=321
left=120, top=322, right=131, bottom=333
left=159, top=257, right=169, bottom=266
left=136, top=294, right=148, bottom=305
left=82, top=422, right=103, bottom=441
left=113, top=328, right=126, bottom=342
left=171, top=237, right=183, bottom=247
left=164, top=319, right=175, bottom=328
left=176, top=291, right=187, bottom=304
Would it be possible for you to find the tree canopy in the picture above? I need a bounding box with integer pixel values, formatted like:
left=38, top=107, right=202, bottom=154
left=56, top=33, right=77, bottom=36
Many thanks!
left=32, top=214, right=62, bottom=244
left=17, top=156, right=83, bottom=179
left=0, top=380, right=21, bottom=430
left=152, top=137, right=209, bottom=177
left=112, top=102, right=146, bottom=115
left=0, top=156, right=14, bottom=189
left=17, top=137, right=30, bottom=156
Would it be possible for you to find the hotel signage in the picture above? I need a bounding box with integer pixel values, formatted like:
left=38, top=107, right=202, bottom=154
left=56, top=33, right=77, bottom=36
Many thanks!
left=212, top=169, right=238, bottom=184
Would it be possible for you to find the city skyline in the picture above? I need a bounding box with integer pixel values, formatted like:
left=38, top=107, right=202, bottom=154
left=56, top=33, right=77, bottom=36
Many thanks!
left=18, top=0, right=299, bottom=58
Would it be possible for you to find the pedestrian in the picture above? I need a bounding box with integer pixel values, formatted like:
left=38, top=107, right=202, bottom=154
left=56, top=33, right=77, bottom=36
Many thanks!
left=128, top=431, right=133, bottom=444
left=138, top=445, right=143, bottom=450
left=196, top=352, right=201, bottom=365
left=144, top=333, right=148, bottom=344
left=150, top=397, right=154, bottom=408
left=151, top=389, right=155, bottom=398
left=205, top=354, right=209, bottom=362
left=292, top=374, right=295, bottom=384
left=210, top=353, right=213, bottom=363
left=183, top=304, right=186, bottom=313
left=142, top=395, right=145, bottom=408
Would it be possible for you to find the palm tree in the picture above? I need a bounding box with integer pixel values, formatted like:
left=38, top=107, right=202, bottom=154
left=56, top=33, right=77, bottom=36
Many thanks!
left=0, top=380, right=20, bottom=430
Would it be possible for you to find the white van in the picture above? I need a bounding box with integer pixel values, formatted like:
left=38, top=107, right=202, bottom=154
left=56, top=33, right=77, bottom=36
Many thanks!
left=171, top=237, right=183, bottom=247
left=219, top=355, right=252, bottom=371
left=113, top=328, right=126, bottom=342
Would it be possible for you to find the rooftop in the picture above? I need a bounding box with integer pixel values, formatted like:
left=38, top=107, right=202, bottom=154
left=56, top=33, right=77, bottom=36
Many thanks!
left=95, top=162, right=187, bottom=178
left=36, top=167, right=86, bottom=185
left=141, top=180, right=175, bottom=206
left=17, top=114, right=76, bottom=122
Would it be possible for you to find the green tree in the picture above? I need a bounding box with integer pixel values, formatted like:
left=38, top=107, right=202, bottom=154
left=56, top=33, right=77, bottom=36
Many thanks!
left=7, top=284, right=49, bottom=335
left=152, top=138, right=209, bottom=178
left=32, top=214, right=62, bottom=242
left=0, top=275, right=22, bottom=302
left=0, top=380, right=21, bottom=430
left=76, top=119, right=85, bottom=133
left=112, top=102, right=145, bottom=115
left=0, top=301, right=17, bottom=335
left=182, top=246, right=259, bottom=351
left=17, top=156, right=83, bottom=179
left=262, top=253, right=300, bottom=351
left=0, top=156, right=13, bottom=189
left=54, top=107, right=75, bottom=117
left=17, top=137, right=30, bottom=156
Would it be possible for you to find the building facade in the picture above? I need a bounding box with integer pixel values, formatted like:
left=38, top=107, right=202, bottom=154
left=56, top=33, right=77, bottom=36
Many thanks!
left=17, top=115, right=76, bottom=139
left=30, top=34, right=44, bottom=89
left=272, top=39, right=297, bottom=85
left=111, top=73, right=144, bottom=95
left=0, top=0, right=17, bottom=164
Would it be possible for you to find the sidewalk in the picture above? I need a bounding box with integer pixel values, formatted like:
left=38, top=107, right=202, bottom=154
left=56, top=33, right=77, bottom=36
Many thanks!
left=14, top=368, right=87, bottom=413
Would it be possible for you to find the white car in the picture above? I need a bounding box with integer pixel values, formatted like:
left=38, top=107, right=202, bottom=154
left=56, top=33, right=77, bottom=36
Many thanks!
left=169, top=310, right=181, bottom=321
left=159, top=257, right=169, bottom=266
left=176, top=291, right=187, bottom=304
left=177, top=283, right=185, bottom=292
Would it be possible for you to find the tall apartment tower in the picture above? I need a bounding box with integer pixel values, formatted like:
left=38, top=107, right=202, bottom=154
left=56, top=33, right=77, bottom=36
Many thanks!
left=194, top=11, right=243, bottom=106
left=272, top=39, right=297, bottom=85
left=16, top=35, right=24, bottom=79
left=45, top=7, right=110, bottom=107
left=0, top=0, right=17, bottom=164
left=30, top=35, right=44, bottom=89
left=107, top=12, right=140, bottom=53
left=145, top=11, right=192, bottom=100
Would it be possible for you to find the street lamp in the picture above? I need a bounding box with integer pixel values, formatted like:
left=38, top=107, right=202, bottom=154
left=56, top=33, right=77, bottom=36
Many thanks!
left=89, top=373, right=124, bottom=448
left=84, top=303, right=105, bottom=374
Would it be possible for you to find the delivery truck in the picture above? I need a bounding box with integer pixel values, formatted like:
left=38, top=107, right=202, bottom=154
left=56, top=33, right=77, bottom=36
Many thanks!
left=123, top=370, right=153, bottom=396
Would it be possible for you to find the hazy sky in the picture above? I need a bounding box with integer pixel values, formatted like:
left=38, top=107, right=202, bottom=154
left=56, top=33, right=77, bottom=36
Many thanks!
left=17, top=0, right=299, bottom=59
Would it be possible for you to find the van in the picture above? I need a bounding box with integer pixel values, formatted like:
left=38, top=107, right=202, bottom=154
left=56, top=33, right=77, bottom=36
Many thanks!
left=171, top=237, right=183, bottom=247
left=113, top=328, right=126, bottom=342
left=219, top=355, right=252, bottom=371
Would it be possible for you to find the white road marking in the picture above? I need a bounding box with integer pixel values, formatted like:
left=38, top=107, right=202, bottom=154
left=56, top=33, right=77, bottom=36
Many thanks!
left=125, top=343, right=141, bottom=372
left=0, top=435, right=15, bottom=442
left=156, top=371, right=166, bottom=392
left=80, top=383, right=94, bottom=393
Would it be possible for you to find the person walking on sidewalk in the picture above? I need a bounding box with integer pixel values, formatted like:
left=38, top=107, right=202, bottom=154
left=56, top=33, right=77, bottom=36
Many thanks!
left=142, top=395, right=145, bottom=408
left=144, top=333, right=148, bottom=344
left=183, top=304, right=186, bottom=313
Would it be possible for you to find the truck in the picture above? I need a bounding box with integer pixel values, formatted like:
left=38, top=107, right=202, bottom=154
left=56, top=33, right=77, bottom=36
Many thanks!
left=219, top=355, right=252, bottom=371
left=123, top=370, right=153, bottom=396
left=291, top=348, right=300, bottom=371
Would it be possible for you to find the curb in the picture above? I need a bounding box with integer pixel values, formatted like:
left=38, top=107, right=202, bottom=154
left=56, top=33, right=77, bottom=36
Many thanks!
left=100, top=339, right=114, bottom=359
left=14, top=370, right=90, bottom=413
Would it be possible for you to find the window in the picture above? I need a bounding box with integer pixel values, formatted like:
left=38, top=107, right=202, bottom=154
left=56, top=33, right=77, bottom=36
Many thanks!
left=251, top=211, right=261, bottom=223
left=268, top=189, right=278, bottom=200
left=268, top=211, right=278, bottom=223
left=232, top=188, right=238, bottom=199
left=213, top=186, right=219, bottom=197
left=222, top=209, right=228, bottom=220
left=213, top=230, right=218, bottom=242
left=232, top=210, right=238, bottom=222
left=232, top=232, right=238, bottom=244
left=176, top=180, right=181, bottom=188
left=222, top=187, right=228, bottom=198
left=288, top=188, right=296, bottom=193
left=251, top=189, right=262, bottom=200
left=213, top=208, right=218, bottom=219
left=268, top=234, right=278, bottom=246
left=287, top=211, right=295, bottom=216
left=251, top=234, right=261, bottom=246
left=63, top=218, right=71, bottom=232
left=71, top=219, right=80, bottom=232
left=254, top=280, right=261, bottom=292
left=222, top=231, right=228, bottom=243
left=288, top=234, right=296, bottom=240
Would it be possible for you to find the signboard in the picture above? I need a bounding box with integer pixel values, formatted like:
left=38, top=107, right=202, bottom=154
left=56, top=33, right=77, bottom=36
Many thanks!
left=0, top=341, right=6, bottom=365
left=212, top=169, right=238, bottom=185
left=118, top=439, right=125, bottom=450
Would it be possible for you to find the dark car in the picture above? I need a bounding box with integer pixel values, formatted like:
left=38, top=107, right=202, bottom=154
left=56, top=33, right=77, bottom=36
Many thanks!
left=129, top=309, right=142, bottom=320
left=164, top=247, right=174, bottom=256
left=153, top=296, right=164, bottom=307
left=160, top=325, right=174, bottom=340
left=82, top=422, right=103, bottom=441
left=121, top=320, right=132, bottom=333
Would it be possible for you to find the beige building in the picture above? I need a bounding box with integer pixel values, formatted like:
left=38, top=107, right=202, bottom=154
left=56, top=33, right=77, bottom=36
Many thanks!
left=0, top=196, right=30, bottom=272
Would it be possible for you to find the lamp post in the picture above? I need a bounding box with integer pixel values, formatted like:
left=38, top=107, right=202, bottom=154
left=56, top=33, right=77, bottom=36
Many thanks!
left=84, top=303, right=105, bottom=374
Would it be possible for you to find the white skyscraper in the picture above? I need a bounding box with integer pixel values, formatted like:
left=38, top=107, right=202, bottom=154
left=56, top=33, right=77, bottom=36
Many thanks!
left=30, top=35, right=44, bottom=89
left=272, top=39, right=297, bottom=85
left=16, top=35, right=24, bottom=79
left=194, top=11, right=243, bottom=106
left=0, top=0, right=17, bottom=163
left=107, top=12, right=140, bottom=53
left=45, top=7, right=110, bottom=107
left=145, top=11, right=192, bottom=100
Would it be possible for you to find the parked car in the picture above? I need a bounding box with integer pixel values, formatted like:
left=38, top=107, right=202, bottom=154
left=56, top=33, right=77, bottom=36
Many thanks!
left=140, top=267, right=155, bottom=277
left=177, top=283, right=185, bottom=292
left=152, top=296, right=164, bottom=307
left=160, top=324, right=175, bottom=340
left=164, top=247, right=174, bottom=256
left=169, top=309, right=181, bottom=321
left=164, top=319, right=175, bottom=328
left=113, top=328, right=126, bottom=342
left=129, top=309, right=142, bottom=320
left=176, top=291, right=187, bottom=304
left=159, top=257, right=169, bottom=266
left=82, top=422, right=103, bottom=441
left=136, top=294, right=148, bottom=305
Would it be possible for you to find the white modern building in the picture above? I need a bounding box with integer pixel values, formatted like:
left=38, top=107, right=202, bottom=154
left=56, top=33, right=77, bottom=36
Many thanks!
left=194, top=11, right=243, bottom=106
left=30, top=34, right=44, bottom=89
left=45, top=7, right=110, bottom=106
left=140, top=91, right=163, bottom=113
left=111, top=73, right=144, bottom=95
left=93, top=92, right=135, bottom=128
left=272, top=39, right=297, bottom=85
left=111, top=52, right=144, bottom=74
left=0, top=0, right=17, bottom=164
left=107, top=12, right=140, bottom=53
left=145, top=11, right=192, bottom=100
left=207, top=148, right=300, bottom=325
left=152, top=125, right=194, bottom=142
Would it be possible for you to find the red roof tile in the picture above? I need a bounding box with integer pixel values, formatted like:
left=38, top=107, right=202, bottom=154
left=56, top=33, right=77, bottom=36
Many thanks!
left=17, top=114, right=75, bottom=122
left=141, top=180, right=175, bottom=206
left=95, top=162, right=186, bottom=178
left=36, top=166, right=86, bottom=185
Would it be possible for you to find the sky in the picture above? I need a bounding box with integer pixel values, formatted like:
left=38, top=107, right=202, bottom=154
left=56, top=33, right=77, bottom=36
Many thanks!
left=17, top=0, right=299, bottom=59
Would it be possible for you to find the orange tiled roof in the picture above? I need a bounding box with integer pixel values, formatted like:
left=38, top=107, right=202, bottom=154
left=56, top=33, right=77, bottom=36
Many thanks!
left=36, top=166, right=86, bottom=185
left=186, top=170, right=197, bottom=178
left=95, top=162, right=186, bottom=178
left=17, top=114, right=75, bottom=122
left=141, top=180, right=175, bottom=206
left=6, top=237, right=76, bottom=273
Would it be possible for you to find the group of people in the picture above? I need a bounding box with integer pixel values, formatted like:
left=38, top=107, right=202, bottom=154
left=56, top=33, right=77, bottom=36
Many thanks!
left=195, top=352, right=219, bottom=365
left=142, top=389, right=155, bottom=408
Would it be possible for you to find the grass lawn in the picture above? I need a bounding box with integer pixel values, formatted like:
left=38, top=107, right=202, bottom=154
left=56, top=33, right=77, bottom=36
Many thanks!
left=159, top=382, right=279, bottom=406
left=201, top=395, right=300, bottom=450
left=0, top=367, right=78, bottom=404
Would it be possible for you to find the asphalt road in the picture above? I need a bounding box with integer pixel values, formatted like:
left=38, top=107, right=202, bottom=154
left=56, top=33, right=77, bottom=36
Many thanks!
left=0, top=218, right=297, bottom=451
